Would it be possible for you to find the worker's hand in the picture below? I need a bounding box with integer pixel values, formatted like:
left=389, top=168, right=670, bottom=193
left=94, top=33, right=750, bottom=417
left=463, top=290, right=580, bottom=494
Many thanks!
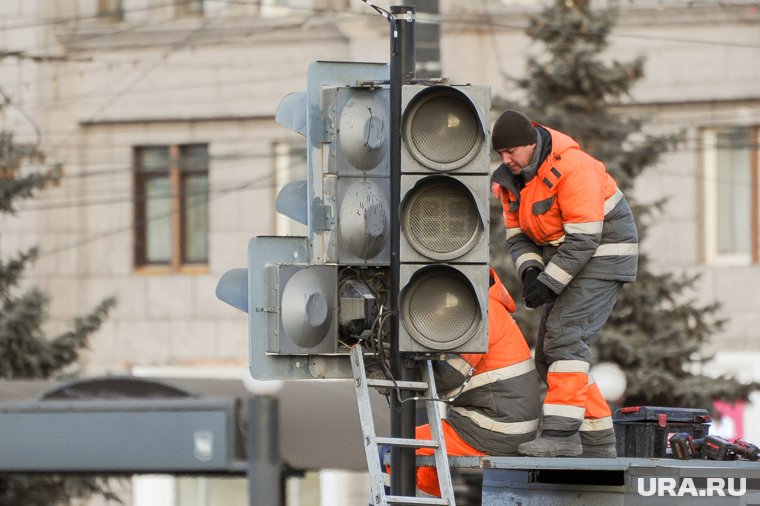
left=523, top=279, right=557, bottom=309
left=521, top=267, right=541, bottom=300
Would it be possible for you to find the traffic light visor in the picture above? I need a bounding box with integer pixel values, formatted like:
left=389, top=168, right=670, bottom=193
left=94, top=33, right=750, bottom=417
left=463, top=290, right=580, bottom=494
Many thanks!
left=272, top=265, right=336, bottom=352
left=400, top=267, right=483, bottom=351
left=403, top=87, right=485, bottom=172
left=337, top=179, right=390, bottom=263
left=337, top=88, right=389, bottom=174
left=401, top=177, right=484, bottom=261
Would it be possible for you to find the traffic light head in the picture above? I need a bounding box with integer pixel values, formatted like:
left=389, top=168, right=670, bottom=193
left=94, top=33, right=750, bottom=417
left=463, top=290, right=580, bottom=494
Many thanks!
left=324, top=85, right=391, bottom=266
left=226, top=62, right=390, bottom=381
left=398, top=83, right=491, bottom=354
left=400, top=264, right=487, bottom=352
left=218, top=62, right=491, bottom=376
left=401, top=85, right=488, bottom=174
left=400, top=175, right=487, bottom=263
left=266, top=264, right=337, bottom=354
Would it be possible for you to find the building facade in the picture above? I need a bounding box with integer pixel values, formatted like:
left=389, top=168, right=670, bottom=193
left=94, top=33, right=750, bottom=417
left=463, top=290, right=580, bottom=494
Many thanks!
left=1, top=0, right=759, bottom=504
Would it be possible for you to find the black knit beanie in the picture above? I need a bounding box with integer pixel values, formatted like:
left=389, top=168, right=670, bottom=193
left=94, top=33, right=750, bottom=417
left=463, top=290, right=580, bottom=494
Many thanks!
left=491, top=110, right=536, bottom=151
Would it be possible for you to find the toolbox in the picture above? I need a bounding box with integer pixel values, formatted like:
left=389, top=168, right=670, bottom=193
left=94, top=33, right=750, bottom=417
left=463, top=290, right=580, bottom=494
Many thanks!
left=612, top=406, right=711, bottom=458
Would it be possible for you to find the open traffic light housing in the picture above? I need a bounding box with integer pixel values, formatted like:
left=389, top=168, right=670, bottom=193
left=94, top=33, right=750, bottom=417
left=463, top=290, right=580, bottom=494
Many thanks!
left=398, top=84, right=491, bottom=354
left=216, top=62, right=391, bottom=380
left=217, top=62, right=492, bottom=377
left=262, top=81, right=391, bottom=359
left=324, top=85, right=391, bottom=266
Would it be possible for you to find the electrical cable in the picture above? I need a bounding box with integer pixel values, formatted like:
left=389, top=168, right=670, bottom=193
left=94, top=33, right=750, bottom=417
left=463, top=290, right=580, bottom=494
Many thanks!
left=34, top=170, right=270, bottom=259
left=359, top=0, right=398, bottom=53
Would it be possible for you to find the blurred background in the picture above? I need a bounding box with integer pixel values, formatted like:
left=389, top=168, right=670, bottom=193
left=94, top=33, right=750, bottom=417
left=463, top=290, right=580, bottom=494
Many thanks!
left=1, top=0, right=759, bottom=504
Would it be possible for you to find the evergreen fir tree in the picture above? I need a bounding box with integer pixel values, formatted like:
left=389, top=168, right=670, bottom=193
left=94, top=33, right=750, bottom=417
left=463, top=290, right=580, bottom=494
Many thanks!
left=0, top=131, right=119, bottom=504
left=491, top=0, right=757, bottom=408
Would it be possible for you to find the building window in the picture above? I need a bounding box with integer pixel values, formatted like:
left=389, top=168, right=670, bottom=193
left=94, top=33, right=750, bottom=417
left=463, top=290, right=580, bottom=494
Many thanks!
left=702, top=126, right=760, bottom=264
left=176, top=0, right=204, bottom=16
left=98, top=0, right=124, bottom=20
left=274, top=142, right=308, bottom=236
left=134, top=144, right=209, bottom=271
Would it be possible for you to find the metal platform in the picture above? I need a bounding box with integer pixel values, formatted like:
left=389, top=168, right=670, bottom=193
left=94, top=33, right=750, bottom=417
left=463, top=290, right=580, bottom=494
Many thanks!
left=415, top=456, right=760, bottom=505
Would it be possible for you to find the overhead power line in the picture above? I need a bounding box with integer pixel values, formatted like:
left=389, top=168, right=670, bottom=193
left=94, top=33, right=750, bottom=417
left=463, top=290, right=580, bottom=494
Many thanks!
left=2, top=0, right=758, bottom=56
left=35, top=170, right=273, bottom=260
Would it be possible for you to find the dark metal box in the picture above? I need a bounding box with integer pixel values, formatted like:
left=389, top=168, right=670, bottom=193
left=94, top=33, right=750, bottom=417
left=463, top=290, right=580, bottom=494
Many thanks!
left=613, top=406, right=711, bottom=458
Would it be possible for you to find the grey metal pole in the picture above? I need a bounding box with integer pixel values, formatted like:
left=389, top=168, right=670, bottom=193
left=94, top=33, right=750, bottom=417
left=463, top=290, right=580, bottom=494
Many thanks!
left=247, top=396, right=282, bottom=506
left=389, top=4, right=417, bottom=499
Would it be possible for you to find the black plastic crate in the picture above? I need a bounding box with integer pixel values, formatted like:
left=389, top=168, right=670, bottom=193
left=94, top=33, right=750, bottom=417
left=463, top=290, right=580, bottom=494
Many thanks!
left=613, top=406, right=711, bottom=458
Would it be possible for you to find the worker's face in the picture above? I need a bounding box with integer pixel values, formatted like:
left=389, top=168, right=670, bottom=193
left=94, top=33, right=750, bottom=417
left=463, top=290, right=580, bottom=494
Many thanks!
left=497, top=144, right=536, bottom=176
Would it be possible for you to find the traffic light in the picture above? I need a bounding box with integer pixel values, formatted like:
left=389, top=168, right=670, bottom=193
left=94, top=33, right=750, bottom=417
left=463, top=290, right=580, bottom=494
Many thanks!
left=217, top=61, right=391, bottom=380
left=398, top=84, right=491, bottom=353
left=322, top=84, right=391, bottom=266
left=263, top=82, right=391, bottom=357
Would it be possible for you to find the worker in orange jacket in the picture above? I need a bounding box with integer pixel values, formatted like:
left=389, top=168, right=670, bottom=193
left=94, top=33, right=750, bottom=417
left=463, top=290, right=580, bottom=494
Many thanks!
left=414, top=267, right=541, bottom=496
left=490, top=110, right=638, bottom=458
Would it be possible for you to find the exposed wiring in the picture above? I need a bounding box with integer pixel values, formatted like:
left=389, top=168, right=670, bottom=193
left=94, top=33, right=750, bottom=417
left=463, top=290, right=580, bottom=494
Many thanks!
left=394, top=361, right=476, bottom=407
left=360, top=0, right=398, bottom=53
left=357, top=293, right=475, bottom=408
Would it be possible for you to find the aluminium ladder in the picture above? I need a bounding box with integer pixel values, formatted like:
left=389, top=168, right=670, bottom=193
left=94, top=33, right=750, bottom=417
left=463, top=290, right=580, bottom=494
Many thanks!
left=350, top=344, right=456, bottom=506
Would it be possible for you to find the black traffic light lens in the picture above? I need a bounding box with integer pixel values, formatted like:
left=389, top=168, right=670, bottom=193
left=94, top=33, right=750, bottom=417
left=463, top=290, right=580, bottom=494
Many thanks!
left=401, top=268, right=482, bottom=351
left=402, top=178, right=483, bottom=260
left=403, top=88, right=484, bottom=172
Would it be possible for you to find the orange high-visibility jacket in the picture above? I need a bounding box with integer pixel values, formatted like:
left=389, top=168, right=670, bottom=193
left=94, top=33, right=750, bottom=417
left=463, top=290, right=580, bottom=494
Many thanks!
left=492, top=125, right=638, bottom=294
left=433, top=268, right=541, bottom=455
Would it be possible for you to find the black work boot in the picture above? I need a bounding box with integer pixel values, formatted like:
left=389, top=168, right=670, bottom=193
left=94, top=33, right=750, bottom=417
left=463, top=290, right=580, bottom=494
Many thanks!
left=517, top=430, right=582, bottom=457
left=580, top=428, right=617, bottom=458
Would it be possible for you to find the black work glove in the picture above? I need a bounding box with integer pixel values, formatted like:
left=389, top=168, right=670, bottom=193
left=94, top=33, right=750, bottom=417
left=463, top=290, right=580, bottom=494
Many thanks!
left=521, top=267, right=541, bottom=301
left=523, top=278, right=558, bottom=309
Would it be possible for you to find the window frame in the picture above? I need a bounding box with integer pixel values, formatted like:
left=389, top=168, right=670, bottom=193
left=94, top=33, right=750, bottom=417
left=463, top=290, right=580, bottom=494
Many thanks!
left=701, top=126, right=760, bottom=265
left=133, top=143, right=210, bottom=274
left=176, top=0, right=205, bottom=17
left=97, top=0, right=124, bottom=21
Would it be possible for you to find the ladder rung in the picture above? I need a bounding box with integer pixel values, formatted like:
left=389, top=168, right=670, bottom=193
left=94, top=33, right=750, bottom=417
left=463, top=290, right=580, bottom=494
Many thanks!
left=376, top=437, right=439, bottom=449
left=386, top=495, right=449, bottom=505
left=366, top=378, right=430, bottom=391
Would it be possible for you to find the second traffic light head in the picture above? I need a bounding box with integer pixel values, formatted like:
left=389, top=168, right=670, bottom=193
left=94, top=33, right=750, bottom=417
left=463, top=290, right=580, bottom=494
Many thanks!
left=401, top=85, right=489, bottom=174
left=399, top=264, right=488, bottom=353
left=397, top=83, right=491, bottom=354
left=324, top=85, right=391, bottom=266
left=400, top=174, right=488, bottom=263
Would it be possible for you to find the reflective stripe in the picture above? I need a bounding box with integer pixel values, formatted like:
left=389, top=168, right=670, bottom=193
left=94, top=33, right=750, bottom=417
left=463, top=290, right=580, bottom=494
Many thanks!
left=452, top=407, right=540, bottom=435
left=455, top=359, right=536, bottom=395
left=546, top=234, right=565, bottom=246
left=515, top=252, right=544, bottom=271
left=564, top=221, right=602, bottom=235
left=545, top=262, right=573, bottom=286
left=593, top=243, right=639, bottom=257
left=445, top=356, right=474, bottom=377
left=506, top=227, right=523, bottom=240
left=604, top=188, right=624, bottom=215
left=580, top=416, right=614, bottom=431
left=548, top=360, right=590, bottom=374
left=543, top=403, right=586, bottom=420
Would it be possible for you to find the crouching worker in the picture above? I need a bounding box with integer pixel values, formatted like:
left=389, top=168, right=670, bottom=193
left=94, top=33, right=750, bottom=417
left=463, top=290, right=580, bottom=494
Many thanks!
left=414, top=267, right=541, bottom=497
left=491, top=110, right=637, bottom=457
